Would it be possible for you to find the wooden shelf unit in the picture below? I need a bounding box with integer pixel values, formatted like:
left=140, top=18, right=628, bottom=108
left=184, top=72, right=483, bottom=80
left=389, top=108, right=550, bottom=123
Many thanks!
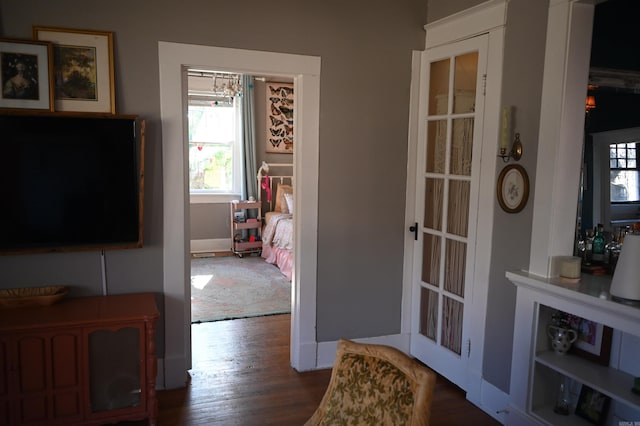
left=0, top=293, right=159, bottom=425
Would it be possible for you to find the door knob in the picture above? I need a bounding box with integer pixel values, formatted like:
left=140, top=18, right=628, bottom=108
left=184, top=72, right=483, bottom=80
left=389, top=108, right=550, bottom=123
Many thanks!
left=409, top=223, right=418, bottom=241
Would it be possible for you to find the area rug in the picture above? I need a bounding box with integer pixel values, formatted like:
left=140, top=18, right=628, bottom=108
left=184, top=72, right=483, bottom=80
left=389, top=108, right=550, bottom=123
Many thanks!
left=191, top=255, right=291, bottom=323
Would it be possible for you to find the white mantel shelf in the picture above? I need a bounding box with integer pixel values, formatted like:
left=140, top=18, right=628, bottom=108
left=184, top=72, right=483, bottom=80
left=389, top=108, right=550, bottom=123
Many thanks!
left=506, top=270, right=640, bottom=335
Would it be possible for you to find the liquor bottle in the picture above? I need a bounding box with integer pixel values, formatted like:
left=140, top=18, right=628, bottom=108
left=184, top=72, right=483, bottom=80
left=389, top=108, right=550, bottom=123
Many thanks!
left=592, top=224, right=605, bottom=263
left=584, top=228, right=594, bottom=265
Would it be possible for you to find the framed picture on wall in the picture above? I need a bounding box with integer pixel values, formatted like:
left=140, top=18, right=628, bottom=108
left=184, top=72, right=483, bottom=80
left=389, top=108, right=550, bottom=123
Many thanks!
left=552, top=310, right=613, bottom=365
left=266, top=82, right=293, bottom=154
left=0, top=38, right=54, bottom=111
left=33, top=26, right=115, bottom=114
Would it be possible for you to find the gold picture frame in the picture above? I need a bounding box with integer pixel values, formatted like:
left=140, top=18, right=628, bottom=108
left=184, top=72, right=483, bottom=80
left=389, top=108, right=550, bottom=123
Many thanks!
left=0, top=38, right=54, bottom=111
left=33, top=26, right=115, bottom=114
left=497, top=164, right=529, bottom=213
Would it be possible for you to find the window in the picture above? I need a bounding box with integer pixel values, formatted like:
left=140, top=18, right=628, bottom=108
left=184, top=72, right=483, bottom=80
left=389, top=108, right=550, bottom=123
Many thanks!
left=590, top=129, right=640, bottom=228
left=610, top=141, right=639, bottom=202
left=187, top=71, right=243, bottom=199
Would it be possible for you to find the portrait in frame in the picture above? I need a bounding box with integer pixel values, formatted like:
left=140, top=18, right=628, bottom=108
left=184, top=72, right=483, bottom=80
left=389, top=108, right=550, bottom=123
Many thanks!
left=0, top=38, right=54, bottom=111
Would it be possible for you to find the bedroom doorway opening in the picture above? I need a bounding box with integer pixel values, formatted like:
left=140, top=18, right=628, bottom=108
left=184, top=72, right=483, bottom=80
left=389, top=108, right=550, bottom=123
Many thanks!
left=159, top=41, right=321, bottom=386
left=186, top=69, right=294, bottom=324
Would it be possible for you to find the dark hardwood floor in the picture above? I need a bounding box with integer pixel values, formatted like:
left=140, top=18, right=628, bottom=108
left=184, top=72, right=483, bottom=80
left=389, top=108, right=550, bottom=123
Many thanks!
left=134, top=314, right=501, bottom=425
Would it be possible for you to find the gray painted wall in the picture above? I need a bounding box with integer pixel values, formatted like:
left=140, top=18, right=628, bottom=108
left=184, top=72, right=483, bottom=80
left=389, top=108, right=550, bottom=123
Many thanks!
left=483, top=0, right=549, bottom=393
left=0, top=0, right=427, bottom=353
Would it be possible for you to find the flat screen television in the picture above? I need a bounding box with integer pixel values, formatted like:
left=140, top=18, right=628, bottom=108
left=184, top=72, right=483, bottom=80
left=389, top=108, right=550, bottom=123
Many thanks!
left=0, top=113, right=144, bottom=254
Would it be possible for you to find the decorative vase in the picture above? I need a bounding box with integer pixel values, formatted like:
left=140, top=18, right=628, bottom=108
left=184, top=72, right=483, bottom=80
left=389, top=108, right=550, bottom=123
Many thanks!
left=547, top=325, right=577, bottom=355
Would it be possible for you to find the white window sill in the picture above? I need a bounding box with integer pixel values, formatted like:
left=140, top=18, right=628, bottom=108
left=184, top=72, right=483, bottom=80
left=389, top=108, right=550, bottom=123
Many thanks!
left=190, top=193, right=241, bottom=204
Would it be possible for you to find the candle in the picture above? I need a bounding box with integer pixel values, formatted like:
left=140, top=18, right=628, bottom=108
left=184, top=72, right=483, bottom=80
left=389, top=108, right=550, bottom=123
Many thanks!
left=501, top=106, right=510, bottom=151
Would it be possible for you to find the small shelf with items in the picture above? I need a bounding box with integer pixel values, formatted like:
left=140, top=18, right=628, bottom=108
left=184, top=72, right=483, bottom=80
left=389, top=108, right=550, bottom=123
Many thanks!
left=507, top=271, right=640, bottom=426
left=230, top=200, right=262, bottom=257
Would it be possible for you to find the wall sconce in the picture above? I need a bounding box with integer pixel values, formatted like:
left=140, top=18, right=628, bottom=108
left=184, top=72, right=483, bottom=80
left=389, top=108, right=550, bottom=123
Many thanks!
left=585, top=95, right=596, bottom=113
left=498, top=133, right=523, bottom=163
left=498, top=106, right=523, bottom=162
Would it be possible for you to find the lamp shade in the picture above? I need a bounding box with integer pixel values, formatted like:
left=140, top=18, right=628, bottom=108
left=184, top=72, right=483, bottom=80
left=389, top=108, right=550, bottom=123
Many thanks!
left=610, top=234, right=640, bottom=302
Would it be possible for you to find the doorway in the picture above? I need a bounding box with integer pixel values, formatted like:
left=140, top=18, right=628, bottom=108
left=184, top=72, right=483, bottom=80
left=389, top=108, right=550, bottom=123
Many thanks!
left=186, top=70, right=293, bottom=323
left=159, top=42, right=321, bottom=388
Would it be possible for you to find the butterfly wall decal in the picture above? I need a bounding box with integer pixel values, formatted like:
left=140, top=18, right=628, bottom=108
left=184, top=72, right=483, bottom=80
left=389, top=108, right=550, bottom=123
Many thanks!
left=269, top=96, right=281, bottom=104
left=280, top=87, right=293, bottom=97
left=278, top=106, right=293, bottom=119
left=269, top=86, right=280, bottom=95
left=269, top=138, right=282, bottom=147
left=270, top=116, right=284, bottom=127
left=270, top=128, right=284, bottom=137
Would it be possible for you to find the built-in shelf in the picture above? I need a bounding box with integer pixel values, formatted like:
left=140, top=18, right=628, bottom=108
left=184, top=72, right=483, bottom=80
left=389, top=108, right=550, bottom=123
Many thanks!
left=531, top=405, right=592, bottom=426
left=507, top=270, right=640, bottom=425
left=536, top=351, right=640, bottom=409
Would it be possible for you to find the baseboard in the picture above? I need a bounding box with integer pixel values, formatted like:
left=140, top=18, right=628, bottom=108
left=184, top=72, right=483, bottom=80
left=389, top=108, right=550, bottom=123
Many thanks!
left=162, top=355, right=190, bottom=390
left=505, top=404, right=540, bottom=426
left=475, top=380, right=510, bottom=424
left=190, top=238, right=231, bottom=254
left=316, top=334, right=410, bottom=369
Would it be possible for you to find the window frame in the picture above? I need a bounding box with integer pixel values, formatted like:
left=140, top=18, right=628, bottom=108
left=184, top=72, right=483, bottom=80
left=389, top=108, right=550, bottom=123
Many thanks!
left=609, top=141, right=638, bottom=203
left=186, top=89, right=243, bottom=204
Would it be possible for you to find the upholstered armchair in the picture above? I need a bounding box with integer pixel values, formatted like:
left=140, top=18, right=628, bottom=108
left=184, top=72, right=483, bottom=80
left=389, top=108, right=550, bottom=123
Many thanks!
left=305, top=338, right=437, bottom=426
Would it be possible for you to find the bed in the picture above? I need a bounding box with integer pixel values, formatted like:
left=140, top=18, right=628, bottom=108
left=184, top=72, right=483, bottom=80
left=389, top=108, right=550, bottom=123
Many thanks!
left=258, top=163, right=293, bottom=280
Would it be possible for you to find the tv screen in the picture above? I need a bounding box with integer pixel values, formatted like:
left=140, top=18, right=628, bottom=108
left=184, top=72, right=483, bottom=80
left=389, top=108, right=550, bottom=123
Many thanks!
left=0, top=114, right=144, bottom=254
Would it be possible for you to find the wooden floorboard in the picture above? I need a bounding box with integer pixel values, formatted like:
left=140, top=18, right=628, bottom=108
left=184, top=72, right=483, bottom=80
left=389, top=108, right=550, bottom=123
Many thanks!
left=122, top=314, right=500, bottom=425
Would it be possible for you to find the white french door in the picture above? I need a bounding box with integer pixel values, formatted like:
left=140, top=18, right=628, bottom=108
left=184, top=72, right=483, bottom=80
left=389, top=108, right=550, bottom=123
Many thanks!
left=409, top=34, right=488, bottom=390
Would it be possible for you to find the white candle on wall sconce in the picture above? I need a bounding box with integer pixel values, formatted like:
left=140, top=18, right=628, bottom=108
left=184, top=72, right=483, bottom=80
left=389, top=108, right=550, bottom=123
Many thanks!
left=500, top=106, right=510, bottom=151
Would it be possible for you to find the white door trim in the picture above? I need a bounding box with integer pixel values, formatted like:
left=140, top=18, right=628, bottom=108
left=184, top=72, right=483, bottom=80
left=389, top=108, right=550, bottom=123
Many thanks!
left=158, top=42, right=321, bottom=388
left=403, top=0, right=506, bottom=408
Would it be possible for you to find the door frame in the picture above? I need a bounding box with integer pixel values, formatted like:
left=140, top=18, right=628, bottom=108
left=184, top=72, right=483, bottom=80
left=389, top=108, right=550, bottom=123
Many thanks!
left=402, top=0, right=506, bottom=406
left=158, top=42, right=321, bottom=389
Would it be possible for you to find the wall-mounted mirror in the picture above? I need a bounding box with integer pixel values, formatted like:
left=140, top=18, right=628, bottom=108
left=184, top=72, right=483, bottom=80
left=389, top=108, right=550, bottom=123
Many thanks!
left=577, top=0, right=640, bottom=247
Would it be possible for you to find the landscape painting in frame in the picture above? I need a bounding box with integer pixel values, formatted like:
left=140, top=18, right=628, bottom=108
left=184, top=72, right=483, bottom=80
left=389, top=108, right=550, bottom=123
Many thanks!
left=33, top=27, right=115, bottom=114
left=0, top=38, right=53, bottom=111
left=266, top=82, right=293, bottom=153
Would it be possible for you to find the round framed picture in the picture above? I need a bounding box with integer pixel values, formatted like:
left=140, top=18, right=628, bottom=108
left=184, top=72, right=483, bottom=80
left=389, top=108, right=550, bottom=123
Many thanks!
left=497, top=164, right=529, bottom=213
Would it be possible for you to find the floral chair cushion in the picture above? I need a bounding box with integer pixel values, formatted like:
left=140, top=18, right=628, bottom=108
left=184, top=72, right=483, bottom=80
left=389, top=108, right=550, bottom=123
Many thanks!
left=305, top=339, right=436, bottom=426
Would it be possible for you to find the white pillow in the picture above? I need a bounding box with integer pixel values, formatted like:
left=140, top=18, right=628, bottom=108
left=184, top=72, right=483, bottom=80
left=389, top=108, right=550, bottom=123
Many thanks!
left=284, top=192, right=294, bottom=215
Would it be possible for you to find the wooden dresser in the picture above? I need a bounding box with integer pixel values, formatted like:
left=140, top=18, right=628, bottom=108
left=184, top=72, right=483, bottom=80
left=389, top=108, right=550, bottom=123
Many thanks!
left=0, top=293, right=159, bottom=425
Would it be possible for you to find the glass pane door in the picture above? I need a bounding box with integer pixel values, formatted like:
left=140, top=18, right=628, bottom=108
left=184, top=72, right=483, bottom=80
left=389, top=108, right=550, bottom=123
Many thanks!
left=419, top=51, right=478, bottom=356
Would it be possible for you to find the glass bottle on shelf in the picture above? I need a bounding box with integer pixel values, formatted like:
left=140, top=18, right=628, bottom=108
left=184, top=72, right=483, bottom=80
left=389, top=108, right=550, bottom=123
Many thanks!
left=592, top=224, right=605, bottom=263
left=584, top=228, right=594, bottom=265
left=553, top=375, right=571, bottom=415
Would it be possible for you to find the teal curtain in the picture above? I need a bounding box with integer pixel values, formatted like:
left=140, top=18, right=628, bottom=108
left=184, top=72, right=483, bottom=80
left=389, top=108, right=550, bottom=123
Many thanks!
left=241, top=75, right=257, bottom=201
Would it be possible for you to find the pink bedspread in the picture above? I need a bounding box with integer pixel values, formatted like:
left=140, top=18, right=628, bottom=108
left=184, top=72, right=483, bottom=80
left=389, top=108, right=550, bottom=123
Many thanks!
left=261, top=212, right=293, bottom=280
left=262, top=244, right=293, bottom=280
